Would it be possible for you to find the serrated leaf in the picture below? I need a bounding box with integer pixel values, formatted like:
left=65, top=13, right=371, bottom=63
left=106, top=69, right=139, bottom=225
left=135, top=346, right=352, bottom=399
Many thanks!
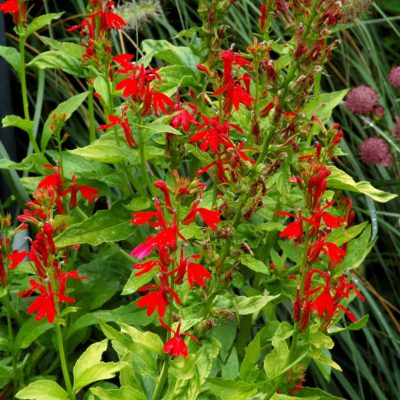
left=90, top=386, right=147, bottom=400
left=73, top=339, right=125, bottom=393
left=327, top=166, right=397, bottom=203
left=240, top=333, right=260, bottom=382
left=41, top=92, right=88, bottom=150
left=29, top=51, right=85, bottom=78
left=23, top=13, right=64, bottom=38
left=239, top=254, right=269, bottom=274
left=54, top=203, right=134, bottom=247
left=235, top=294, right=279, bottom=315
left=205, top=378, right=257, bottom=400
left=16, top=380, right=68, bottom=400
left=0, top=45, right=20, bottom=74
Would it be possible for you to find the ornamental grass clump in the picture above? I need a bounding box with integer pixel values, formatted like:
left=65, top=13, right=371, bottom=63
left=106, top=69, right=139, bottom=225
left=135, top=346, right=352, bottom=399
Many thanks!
left=0, top=1, right=397, bottom=400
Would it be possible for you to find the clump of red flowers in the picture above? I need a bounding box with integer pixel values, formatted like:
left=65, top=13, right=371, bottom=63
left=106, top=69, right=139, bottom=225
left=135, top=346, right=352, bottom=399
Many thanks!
left=130, top=178, right=221, bottom=356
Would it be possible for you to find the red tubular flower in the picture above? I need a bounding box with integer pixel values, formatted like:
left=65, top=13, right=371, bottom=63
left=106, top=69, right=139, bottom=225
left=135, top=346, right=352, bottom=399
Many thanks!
left=18, top=279, right=57, bottom=323
left=0, top=253, right=5, bottom=287
left=7, top=250, right=29, bottom=269
left=97, top=112, right=137, bottom=148
left=276, top=210, right=303, bottom=241
left=260, top=3, right=267, bottom=30
left=173, top=248, right=211, bottom=288
left=0, top=0, right=25, bottom=24
left=159, top=319, right=200, bottom=358
left=61, top=175, right=99, bottom=209
left=307, top=233, right=346, bottom=266
left=170, top=107, right=198, bottom=133
left=189, top=115, right=241, bottom=153
left=137, top=276, right=181, bottom=318
left=182, top=200, right=222, bottom=230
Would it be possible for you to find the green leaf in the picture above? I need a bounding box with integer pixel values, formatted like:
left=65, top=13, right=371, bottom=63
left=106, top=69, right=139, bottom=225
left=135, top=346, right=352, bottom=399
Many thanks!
left=28, top=51, right=85, bottom=78
left=235, top=294, right=279, bottom=315
left=0, top=45, right=20, bottom=74
left=54, top=203, right=134, bottom=247
left=40, top=36, right=86, bottom=59
left=239, top=254, right=269, bottom=274
left=120, top=324, right=163, bottom=355
left=73, top=339, right=125, bottom=393
left=328, top=315, right=369, bottom=334
left=2, top=115, right=33, bottom=135
left=326, top=221, right=368, bottom=246
left=157, top=65, right=199, bottom=96
left=304, top=89, right=348, bottom=124
left=23, top=13, right=64, bottom=38
left=41, top=92, right=88, bottom=151
left=299, top=387, right=345, bottom=400
left=205, top=378, right=257, bottom=400
left=69, top=135, right=135, bottom=164
left=15, top=317, right=53, bottom=350
left=264, top=340, right=289, bottom=380
left=122, top=270, right=155, bottom=295
left=240, top=333, right=261, bottom=382
left=141, top=39, right=199, bottom=71
left=16, top=380, right=68, bottom=400
left=340, top=225, right=373, bottom=271
left=327, top=166, right=397, bottom=203
left=90, top=386, right=147, bottom=400
left=93, top=74, right=110, bottom=106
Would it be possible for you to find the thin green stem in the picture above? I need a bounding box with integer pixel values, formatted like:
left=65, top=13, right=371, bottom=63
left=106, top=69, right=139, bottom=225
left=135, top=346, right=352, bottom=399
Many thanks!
left=138, top=125, right=155, bottom=197
left=152, top=355, right=170, bottom=400
left=55, top=324, right=75, bottom=400
left=88, top=83, right=96, bottom=143
left=216, top=126, right=275, bottom=273
left=18, top=36, right=41, bottom=153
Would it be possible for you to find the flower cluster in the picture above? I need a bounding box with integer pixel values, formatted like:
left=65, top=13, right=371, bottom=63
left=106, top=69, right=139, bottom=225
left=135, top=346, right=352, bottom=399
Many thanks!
left=359, top=137, right=393, bottom=167
left=11, top=167, right=98, bottom=323
left=130, top=178, right=221, bottom=357
left=278, top=132, right=364, bottom=330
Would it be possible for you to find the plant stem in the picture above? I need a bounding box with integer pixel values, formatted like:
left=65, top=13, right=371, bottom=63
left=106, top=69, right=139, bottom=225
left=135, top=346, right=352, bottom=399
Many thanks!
left=152, top=355, right=170, bottom=400
left=216, top=126, right=275, bottom=273
left=138, top=124, right=155, bottom=197
left=18, top=36, right=41, bottom=153
left=88, top=83, right=96, bottom=143
left=55, top=324, right=75, bottom=400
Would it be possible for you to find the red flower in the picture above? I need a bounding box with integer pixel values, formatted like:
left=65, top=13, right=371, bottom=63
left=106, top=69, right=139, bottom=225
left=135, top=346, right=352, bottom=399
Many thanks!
left=189, top=115, right=241, bottom=153
left=62, top=175, right=99, bottom=209
left=7, top=250, right=29, bottom=269
left=97, top=111, right=137, bottom=148
left=0, top=0, right=24, bottom=24
left=170, top=107, right=198, bottom=133
left=137, top=276, right=181, bottom=317
left=18, top=279, right=57, bottom=323
left=173, top=249, right=211, bottom=288
left=304, top=201, right=346, bottom=232
left=214, top=80, right=254, bottom=113
left=307, top=233, right=346, bottom=266
left=182, top=200, right=221, bottom=230
left=277, top=210, right=303, bottom=241
left=159, top=319, right=200, bottom=358
left=151, top=91, right=174, bottom=115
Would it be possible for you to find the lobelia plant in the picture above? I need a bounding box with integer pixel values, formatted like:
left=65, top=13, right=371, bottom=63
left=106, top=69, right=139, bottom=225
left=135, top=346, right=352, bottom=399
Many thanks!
left=0, top=0, right=397, bottom=400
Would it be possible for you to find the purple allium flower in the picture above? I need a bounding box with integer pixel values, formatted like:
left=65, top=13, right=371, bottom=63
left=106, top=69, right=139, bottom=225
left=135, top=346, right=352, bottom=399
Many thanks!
left=389, top=66, right=400, bottom=89
left=345, top=86, right=378, bottom=115
left=359, top=137, right=393, bottom=167
left=373, top=105, right=385, bottom=118
left=392, top=117, right=400, bottom=140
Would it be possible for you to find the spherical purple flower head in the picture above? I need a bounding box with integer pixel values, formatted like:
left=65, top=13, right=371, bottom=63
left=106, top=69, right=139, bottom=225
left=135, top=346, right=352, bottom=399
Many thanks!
left=345, top=86, right=378, bottom=114
left=359, top=137, right=393, bottom=167
left=392, top=117, right=400, bottom=140
left=389, top=66, right=400, bottom=89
